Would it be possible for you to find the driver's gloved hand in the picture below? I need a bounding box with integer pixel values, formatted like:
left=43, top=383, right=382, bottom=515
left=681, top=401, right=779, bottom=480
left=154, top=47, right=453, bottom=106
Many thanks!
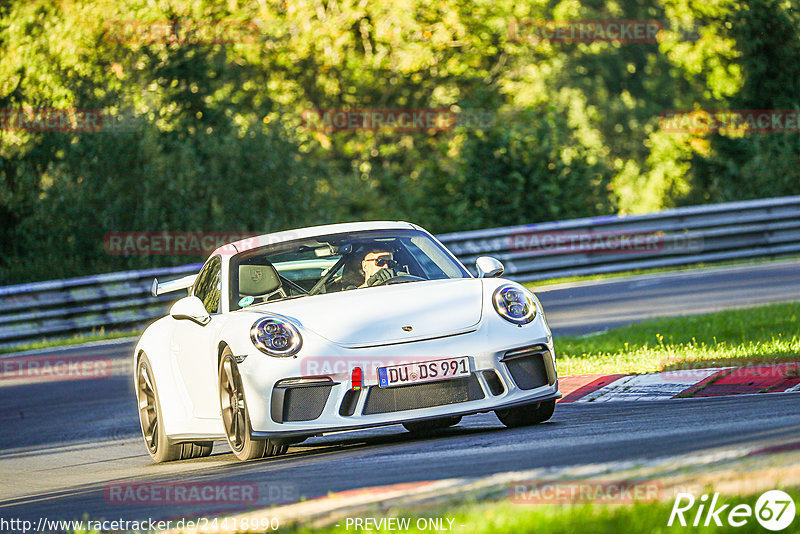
left=367, top=268, right=395, bottom=286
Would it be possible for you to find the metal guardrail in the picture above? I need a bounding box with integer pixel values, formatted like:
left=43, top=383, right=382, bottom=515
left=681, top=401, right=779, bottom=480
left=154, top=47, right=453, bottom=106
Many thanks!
left=1, top=196, right=799, bottom=348
left=0, top=264, right=200, bottom=347
left=437, top=195, right=800, bottom=282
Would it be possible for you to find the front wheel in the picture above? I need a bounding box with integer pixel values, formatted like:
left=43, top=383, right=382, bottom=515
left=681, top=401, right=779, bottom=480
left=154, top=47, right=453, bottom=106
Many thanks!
left=495, top=399, right=556, bottom=428
left=219, top=348, right=288, bottom=461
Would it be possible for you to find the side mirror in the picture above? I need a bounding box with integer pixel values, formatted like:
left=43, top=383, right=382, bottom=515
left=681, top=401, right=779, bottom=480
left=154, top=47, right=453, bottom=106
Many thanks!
left=170, top=296, right=211, bottom=326
left=476, top=256, right=505, bottom=278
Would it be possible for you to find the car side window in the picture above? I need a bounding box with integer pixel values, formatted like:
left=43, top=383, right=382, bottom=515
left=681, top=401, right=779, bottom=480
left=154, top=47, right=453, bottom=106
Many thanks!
left=193, top=257, right=222, bottom=314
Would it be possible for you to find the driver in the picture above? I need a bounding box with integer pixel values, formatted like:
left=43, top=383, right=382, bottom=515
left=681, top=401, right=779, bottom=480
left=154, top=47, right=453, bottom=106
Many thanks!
left=359, top=249, right=397, bottom=287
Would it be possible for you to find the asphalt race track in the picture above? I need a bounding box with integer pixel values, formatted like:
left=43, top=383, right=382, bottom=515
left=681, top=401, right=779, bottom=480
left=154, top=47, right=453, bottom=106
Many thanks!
left=1, top=260, right=799, bottom=525
left=539, top=259, right=800, bottom=336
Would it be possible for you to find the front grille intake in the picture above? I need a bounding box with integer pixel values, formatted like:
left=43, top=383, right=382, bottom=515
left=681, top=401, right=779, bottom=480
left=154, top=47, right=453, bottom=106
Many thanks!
left=339, top=389, right=361, bottom=416
left=362, top=374, right=484, bottom=415
left=271, top=378, right=334, bottom=423
left=501, top=344, right=555, bottom=390
left=482, top=370, right=506, bottom=396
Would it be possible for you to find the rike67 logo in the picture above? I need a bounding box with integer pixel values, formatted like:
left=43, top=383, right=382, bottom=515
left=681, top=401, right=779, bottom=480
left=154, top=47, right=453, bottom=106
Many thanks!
left=669, top=490, right=796, bottom=531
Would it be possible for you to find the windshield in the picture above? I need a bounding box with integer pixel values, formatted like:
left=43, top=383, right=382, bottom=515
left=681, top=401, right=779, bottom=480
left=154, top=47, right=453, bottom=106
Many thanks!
left=229, top=228, right=470, bottom=310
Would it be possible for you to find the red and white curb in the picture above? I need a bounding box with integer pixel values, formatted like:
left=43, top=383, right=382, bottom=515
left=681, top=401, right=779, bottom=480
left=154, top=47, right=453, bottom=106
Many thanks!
left=558, top=362, right=800, bottom=403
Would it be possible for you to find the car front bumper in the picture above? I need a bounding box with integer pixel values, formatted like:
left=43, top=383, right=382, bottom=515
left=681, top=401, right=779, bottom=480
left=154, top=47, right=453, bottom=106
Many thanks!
left=238, top=317, right=561, bottom=439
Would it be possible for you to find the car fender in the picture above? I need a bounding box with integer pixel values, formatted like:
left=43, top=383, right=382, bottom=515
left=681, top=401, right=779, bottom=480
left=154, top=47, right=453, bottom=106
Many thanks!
left=133, top=317, right=195, bottom=437
left=480, top=277, right=554, bottom=346
left=216, top=315, right=255, bottom=361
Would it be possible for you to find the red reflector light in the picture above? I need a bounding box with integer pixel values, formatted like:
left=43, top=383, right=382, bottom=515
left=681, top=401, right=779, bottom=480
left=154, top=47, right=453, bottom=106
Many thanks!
left=352, top=367, right=362, bottom=391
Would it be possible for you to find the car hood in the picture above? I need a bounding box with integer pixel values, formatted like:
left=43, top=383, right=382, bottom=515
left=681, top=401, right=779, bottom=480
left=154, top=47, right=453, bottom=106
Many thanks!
left=244, top=278, right=483, bottom=348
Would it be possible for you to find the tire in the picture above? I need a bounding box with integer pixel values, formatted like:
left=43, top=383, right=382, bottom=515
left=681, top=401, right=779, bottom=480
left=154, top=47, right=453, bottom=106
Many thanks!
left=136, top=353, right=213, bottom=463
left=218, top=348, right=288, bottom=461
left=495, top=399, right=556, bottom=428
left=403, top=416, right=462, bottom=433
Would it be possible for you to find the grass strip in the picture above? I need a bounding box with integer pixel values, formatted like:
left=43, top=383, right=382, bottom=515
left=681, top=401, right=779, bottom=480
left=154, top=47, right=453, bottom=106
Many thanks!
left=0, top=329, right=141, bottom=355
left=554, top=302, right=800, bottom=375
left=283, top=487, right=799, bottom=534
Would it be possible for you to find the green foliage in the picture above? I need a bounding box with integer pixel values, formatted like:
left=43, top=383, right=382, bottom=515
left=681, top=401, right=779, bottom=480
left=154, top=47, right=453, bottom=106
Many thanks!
left=1, top=0, right=798, bottom=283
left=454, top=108, right=615, bottom=230
left=688, top=0, right=800, bottom=204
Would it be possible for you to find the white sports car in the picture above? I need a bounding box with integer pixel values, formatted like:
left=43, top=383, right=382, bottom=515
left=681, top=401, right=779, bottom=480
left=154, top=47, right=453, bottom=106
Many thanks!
left=134, top=221, right=561, bottom=462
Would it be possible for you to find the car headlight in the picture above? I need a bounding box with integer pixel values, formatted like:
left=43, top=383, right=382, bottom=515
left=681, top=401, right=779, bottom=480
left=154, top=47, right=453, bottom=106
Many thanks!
left=250, top=317, right=302, bottom=357
left=493, top=285, right=537, bottom=325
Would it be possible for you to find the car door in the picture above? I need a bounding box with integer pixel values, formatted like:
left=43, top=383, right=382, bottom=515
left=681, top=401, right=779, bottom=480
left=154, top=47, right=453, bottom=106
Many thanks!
left=170, top=256, right=224, bottom=419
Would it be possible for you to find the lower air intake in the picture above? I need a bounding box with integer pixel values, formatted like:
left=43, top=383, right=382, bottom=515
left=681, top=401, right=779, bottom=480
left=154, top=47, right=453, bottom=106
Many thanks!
left=502, top=345, right=555, bottom=390
left=483, top=370, right=506, bottom=396
left=362, top=374, right=484, bottom=415
left=271, top=382, right=332, bottom=423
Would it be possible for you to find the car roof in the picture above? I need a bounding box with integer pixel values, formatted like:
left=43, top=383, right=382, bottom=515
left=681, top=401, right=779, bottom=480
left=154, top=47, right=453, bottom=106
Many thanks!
left=212, top=221, right=420, bottom=257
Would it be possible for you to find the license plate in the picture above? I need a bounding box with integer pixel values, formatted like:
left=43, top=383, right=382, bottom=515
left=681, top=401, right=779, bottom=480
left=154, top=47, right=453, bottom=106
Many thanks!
left=377, top=356, right=470, bottom=388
